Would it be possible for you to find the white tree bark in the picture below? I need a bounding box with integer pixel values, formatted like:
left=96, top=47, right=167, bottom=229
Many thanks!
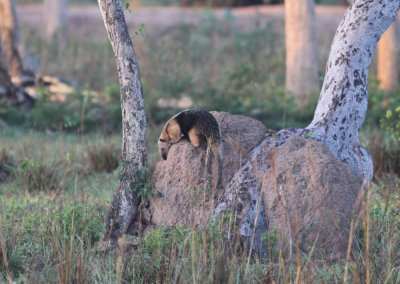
left=285, top=0, right=319, bottom=107
left=307, top=0, right=399, bottom=179
left=216, top=0, right=400, bottom=253
left=97, top=0, right=147, bottom=245
left=44, top=0, right=67, bottom=39
left=377, top=20, right=399, bottom=90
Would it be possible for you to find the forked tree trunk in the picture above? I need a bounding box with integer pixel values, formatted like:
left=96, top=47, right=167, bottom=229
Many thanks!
left=97, top=0, right=147, bottom=245
left=216, top=0, right=400, bottom=252
left=285, top=0, right=319, bottom=107
left=377, top=20, right=399, bottom=91
left=0, top=0, right=32, bottom=78
left=44, top=0, right=67, bottom=40
left=306, top=0, right=399, bottom=179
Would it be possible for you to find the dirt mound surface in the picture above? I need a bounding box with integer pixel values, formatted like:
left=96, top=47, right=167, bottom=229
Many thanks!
left=147, top=116, right=360, bottom=259
left=261, top=136, right=361, bottom=259
left=149, top=111, right=269, bottom=227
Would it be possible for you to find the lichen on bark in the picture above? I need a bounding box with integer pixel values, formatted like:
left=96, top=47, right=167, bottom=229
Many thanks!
left=216, top=0, right=400, bottom=253
left=97, top=0, right=147, bottom=245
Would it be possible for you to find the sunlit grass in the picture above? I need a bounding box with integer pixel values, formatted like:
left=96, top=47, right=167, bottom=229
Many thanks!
left=0, top=128, right=399, bottom=283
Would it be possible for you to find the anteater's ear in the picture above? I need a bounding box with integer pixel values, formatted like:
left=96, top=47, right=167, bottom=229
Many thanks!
left=159, top=123, right=169, bottom=141
left=167, top=119, right=182, bottom=142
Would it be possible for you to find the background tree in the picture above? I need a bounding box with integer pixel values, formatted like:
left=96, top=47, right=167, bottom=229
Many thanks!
left=179, top=0, right=262, bottom=6
left=97, top=0, right=147, bottom=245
left=284, top=0, right=319, bottom=108
left=0, top=0, right=33, bottom=80
left=0, top=35, right=33, bottom=109
left=44, top=0, right=67, bottom=40
left=377, top=20, right=399, bottom=91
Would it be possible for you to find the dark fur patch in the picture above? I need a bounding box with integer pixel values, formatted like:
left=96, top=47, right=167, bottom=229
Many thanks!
left=174, top=109, right=221, bottom=145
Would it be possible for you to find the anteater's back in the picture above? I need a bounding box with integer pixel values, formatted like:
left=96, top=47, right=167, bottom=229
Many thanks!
left=175, top=109, right=221, bottom=144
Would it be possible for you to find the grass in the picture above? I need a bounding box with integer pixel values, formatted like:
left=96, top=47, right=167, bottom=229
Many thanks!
left=1, top=4, right=399, bottom=283
left=0, top=127, right=399, bottom=283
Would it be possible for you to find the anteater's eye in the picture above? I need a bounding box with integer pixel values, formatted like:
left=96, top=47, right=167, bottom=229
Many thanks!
left=159, top=139, right=166, bottom=142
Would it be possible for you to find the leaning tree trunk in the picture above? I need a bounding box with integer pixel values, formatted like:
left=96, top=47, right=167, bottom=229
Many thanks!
left=285, top=0, right=319, bottom=108
left=44, top=0, right=67, bottom=40
left=215, top=0, right=400, bottom=252
left=377, top=20, right=399, bottom=91
left=0, top=35, right=33, bottom=109
left=0, top=0, right=33, bottom=79
left=97, top=0, right=147, bottom=246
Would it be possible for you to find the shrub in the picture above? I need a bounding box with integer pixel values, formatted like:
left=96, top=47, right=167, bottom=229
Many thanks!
left=381, top=106, right=400, bottom=141
left=363, top=132, right=400, bottom=178
left=193, top=61, right=315, bottom=129
left=15, top=158, right=59, bottom=192
left=86, top=142, right=121, bottom=173
left=364, top=78, right=400, bottom=130
left=0, top=148, right=14, bottom=183
left=0, top=85, right=123, bottom=133
left=52, top=203, right=105, bottom=244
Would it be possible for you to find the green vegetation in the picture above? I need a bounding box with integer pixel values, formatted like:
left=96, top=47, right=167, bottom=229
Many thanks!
left=16, top=0, right=97, bottom=5
left=1, top=6, right=399, bottom=284
left=0, top=129, right=399, bottom=282
left=15, top=0, right=346, bottom=6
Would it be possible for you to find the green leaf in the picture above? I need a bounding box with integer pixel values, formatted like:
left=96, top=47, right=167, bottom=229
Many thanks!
left=136, top=169, right=143, bottom=179
left=130, top=182, right=138, bottom=191
left=304, top=131, right=314, bottom=138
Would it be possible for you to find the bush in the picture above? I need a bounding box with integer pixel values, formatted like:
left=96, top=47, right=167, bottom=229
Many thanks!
left=86, top=142, right=121, bottom=173
left=0, top=85, right=123, bottom=133
left=364, top=78, right=400, bottom=130
left=0, top=148, right=14, bottom=183
left=52, top=203, right=105, bottom=243
left=15, top=157, right=59, bottom=192
left=381, top=106, right=400, bottom=141
left=193, top=61, right=316, bottom=129
left=363, top=132, right=400, bottom=178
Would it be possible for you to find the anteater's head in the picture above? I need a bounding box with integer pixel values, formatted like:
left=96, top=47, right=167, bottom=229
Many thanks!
left=158, top=119, right=182, bottom=160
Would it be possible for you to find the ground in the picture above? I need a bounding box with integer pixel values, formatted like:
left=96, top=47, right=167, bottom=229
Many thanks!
left=0, top=3, right=399, bottom=283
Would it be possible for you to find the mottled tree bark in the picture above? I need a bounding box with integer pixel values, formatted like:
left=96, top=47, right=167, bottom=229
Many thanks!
left=0, top=0, right=32, bottom=78
left=216, top=0, right=400, bottom=253
left=377, top=20, right=399, bottom=90
left=97, top=0, right=147, bottom=245
left=44, top=0, right=67, bottom=40
left=306, top=0, right=399, bottom=179
left=285, top=0, right=319, bottom=107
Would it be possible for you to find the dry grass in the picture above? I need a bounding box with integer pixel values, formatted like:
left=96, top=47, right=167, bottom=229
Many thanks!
left=0, top=148, right=14, bottom=183
left=86, top=142, right=121, bottom=173
left=0, top=128, right=399, bottom=283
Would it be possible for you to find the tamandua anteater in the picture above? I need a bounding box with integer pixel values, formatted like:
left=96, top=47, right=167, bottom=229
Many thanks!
left=158, top=108, right=223, bottom=189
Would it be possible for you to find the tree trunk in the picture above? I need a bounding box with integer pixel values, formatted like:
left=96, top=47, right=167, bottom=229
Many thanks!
left=44, top=0, right=67, bottom=40
left=377, top=20, right=399, bottom=91
left=0, top=0, right=32, bottom=79
left=285, top=0, right=319, bottom=108
left=0, top=35, right=33, bottom=109
left=216, top=0, right=400, bottom=253
left=97, top=0, right=147, bottom=246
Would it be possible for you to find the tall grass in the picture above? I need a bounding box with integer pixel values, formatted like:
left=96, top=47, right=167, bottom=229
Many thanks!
left=1, top=5, right=399, bottom=283
left=0, top=128, right=399, bottom=283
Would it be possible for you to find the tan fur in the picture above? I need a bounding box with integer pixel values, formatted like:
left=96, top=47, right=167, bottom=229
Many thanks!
left=188, top=128, right=201, bottom=147
left=158, top=118, right=183, bottom=160
left=166, top=120, right=182, bottom=142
